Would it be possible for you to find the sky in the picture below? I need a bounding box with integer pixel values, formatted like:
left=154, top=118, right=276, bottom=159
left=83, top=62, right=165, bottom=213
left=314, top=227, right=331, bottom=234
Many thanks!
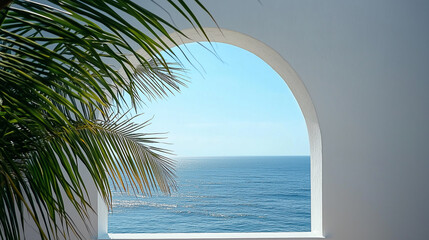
left=127, top=42, right=309, bottom=157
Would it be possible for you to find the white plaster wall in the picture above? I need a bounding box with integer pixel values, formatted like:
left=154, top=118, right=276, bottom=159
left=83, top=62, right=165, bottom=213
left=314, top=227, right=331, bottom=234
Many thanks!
left=141, top=1, right=429, bottom=239
left=23, top=1, right=429, bottom=239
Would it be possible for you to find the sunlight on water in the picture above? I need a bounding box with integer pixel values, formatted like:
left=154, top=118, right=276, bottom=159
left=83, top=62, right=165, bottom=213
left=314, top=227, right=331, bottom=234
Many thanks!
left=108, top=156, right=311, bottom=233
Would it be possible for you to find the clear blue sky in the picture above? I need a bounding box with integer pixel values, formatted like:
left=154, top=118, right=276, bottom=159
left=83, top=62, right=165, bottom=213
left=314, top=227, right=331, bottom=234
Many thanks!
left=130, top=42, right=309, bottom=157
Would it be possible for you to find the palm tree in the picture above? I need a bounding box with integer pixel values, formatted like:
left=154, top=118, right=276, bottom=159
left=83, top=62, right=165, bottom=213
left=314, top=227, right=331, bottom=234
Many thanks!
left=0, top=1, right=215, bottom=239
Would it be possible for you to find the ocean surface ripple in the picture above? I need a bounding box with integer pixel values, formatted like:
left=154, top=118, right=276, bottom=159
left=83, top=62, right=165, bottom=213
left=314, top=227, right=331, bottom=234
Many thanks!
left=108, top=156, right=310, bottom=233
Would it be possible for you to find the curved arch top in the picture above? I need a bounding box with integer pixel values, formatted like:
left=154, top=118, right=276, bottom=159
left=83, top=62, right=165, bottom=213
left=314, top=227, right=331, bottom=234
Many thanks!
left=105, top=28, right=323, bottom=238
left=137, top=28, right=320, bottom=139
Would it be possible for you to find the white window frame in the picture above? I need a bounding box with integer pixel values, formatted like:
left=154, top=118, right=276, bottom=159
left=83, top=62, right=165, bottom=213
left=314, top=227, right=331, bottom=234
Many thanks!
left=97, top=28, right=323, bottom=240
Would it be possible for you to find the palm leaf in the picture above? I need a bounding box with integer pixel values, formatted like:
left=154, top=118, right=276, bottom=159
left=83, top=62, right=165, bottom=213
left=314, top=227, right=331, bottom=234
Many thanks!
left=0, top=0, right=216, bottom=239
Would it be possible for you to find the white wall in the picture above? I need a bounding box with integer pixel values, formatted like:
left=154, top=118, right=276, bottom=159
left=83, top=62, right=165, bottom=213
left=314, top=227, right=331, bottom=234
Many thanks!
left=142, top=1, right=429, bottom=239
left=25, top=1, right=429, bottom=239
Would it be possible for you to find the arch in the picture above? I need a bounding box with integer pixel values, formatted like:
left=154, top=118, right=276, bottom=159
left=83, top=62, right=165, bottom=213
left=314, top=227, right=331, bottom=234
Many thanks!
left=99, top=28, right=323, bottom=239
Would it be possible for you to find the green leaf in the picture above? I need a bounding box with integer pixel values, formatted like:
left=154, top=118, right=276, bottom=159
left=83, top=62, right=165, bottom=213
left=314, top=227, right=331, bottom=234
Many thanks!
left=0, top=0, right=216, bottom=239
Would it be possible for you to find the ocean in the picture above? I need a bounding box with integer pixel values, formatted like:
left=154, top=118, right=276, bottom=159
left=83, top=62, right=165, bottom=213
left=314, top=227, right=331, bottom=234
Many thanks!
left=108, top=156, right=311, bottom=233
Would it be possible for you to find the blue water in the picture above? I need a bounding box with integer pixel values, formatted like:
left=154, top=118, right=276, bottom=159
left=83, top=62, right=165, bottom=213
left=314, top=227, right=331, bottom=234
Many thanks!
left=108, top=156, right=310, bottom=233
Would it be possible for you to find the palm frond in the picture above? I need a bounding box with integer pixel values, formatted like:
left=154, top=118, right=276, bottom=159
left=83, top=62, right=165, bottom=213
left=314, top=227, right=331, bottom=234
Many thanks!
left=0, top=0, right=216, bottom=239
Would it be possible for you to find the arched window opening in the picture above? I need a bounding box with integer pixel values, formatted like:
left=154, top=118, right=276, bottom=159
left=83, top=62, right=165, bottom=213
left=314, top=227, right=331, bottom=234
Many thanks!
left=109, top=42, right=310, bottom=233
left=98, top=28, right=322, bottom=240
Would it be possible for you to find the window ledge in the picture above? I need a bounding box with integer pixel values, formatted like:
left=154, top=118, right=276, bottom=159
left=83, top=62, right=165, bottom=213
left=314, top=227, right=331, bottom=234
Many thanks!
left=101, top=232, right=325, bottom=240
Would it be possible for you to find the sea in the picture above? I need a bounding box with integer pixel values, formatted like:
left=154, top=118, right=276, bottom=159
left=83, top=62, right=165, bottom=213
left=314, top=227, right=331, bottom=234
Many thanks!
left=108, top=156, right=311, bottom=233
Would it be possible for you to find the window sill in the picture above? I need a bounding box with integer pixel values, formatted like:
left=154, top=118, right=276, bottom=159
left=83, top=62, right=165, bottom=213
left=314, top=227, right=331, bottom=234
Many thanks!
left=100, top=232, right=325, bottom=240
